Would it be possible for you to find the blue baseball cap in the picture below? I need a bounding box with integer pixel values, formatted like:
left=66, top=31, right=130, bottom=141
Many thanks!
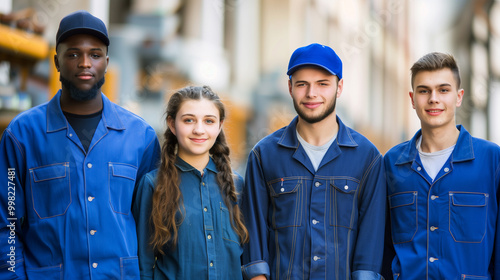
left=287, top=43, right=342, bottom=79
left=56, top=10, right=109, bottom=47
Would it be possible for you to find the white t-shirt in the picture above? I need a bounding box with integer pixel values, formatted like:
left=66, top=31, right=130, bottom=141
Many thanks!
left=416, top=136, right=455, bottom=181
left=296, top=130, right=336, bottom=171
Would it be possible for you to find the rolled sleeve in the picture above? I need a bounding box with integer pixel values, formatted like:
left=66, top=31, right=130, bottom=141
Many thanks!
left=241, top=260, right=270, bottom=280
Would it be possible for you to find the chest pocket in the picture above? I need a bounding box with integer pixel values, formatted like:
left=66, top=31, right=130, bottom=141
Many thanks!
left=269, top=178, right=302, bottom=229
left=389, top=191, right=418, bottom=244
left=329, top=179, right=359, bottom=229
left=29, top=163, right=71, bottom=219
left=108, top=163, right=137, bottom=215
left=449, top=192, right=488, bottom=243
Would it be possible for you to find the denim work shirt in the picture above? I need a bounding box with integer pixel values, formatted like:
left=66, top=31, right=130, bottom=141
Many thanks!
left=241, top=116, right=386, bottom=280
left=384, top=126, right=500, bottom=279
left=0, top=91, right=161, bottom=279
left=133, top=157, right=244, bottom=279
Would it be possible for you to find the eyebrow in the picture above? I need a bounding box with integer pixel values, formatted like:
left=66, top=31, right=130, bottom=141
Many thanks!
left=180, top=113, right=218, bottom=118
left=294, top=79, right=331, bottom=84
left=64, top=47, right=105, bottom=52
left=416, top=83, right=452, bottom=89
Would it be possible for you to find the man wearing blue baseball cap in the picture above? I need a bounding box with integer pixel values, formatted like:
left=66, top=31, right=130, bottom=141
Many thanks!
left=241, top=43, right=386, bottom=279
left=0, top=10, right=160, bottom=279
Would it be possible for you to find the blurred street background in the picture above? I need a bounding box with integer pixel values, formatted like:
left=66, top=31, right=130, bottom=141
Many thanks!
left=1, top=0, right=499, bottom=172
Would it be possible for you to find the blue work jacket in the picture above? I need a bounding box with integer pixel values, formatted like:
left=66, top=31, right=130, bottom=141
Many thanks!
left=241, top=116, right=386, bottom=280
left=384, top=126, right=500, bottom=279
left=133, top=157, right=244, bottom=279
left=0, top=91, right=160, bottom=279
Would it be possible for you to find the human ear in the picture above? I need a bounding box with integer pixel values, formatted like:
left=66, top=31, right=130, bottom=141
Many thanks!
left=456, top=89, right=464, bottom=107
left=167, top=116, right=176, bottom=136
left=54, top=54, right=60, bottom=72
left=409, top=91, right=415, bottom=109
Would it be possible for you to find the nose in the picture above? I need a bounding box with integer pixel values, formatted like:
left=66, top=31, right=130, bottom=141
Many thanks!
left=429, top=90, right=439, bottom=103
left=78, top=55, right=92, bottom=68
left=192, top=122, right=205, bottom=135
left=306, top=85, right=318, bottom=98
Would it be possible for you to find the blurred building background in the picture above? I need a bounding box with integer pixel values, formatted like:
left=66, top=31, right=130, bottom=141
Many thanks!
left=0, top=0, right=499, bottom=172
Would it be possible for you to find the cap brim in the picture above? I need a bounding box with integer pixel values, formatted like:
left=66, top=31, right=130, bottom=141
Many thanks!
left=287, top=63, right=338, bottom=77
left=57, top=28, right=110, bottom=46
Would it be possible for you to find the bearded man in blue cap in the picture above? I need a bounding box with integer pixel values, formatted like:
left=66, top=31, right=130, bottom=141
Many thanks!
left=241, top=43, right=386, bottom=280
left=0, top=10, right=160, bottom=279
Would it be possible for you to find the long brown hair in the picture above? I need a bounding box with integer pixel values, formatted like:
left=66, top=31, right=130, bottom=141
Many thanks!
left=150, top=85, right=249, bottom=255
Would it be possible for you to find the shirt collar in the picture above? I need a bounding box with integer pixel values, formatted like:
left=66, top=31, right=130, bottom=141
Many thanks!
left=395, top=125, right=474, bottom=165
left=175, top=156, right=218, bottom=174
left=46, top=90, right=125, bottom=133
left=278, top=115, right=358, bottom=148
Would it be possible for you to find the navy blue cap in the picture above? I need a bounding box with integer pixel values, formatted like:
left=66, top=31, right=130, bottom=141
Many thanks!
left=56, top=10, right=109, bottom=47
left=287, top=43, right=342, bottom=79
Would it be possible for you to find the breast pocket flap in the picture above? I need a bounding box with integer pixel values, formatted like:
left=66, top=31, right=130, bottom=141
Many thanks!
left=111, top=163, right=137, bottom=181
left=451, top=193, right=487, bottom=207
left=270, top=179, right=299, bottom=197
left=32, top=163, right=67, bottom=182
left=331, top=179, right=358, bottom=194
left=389, top=192, right=416, bottom=209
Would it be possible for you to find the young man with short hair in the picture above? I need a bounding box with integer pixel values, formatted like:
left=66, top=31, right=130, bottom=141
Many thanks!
left=384, top=52, right=500, bottom=279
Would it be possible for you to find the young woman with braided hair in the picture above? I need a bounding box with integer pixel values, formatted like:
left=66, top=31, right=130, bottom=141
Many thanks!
left=133, top=85, right=249, bottom=279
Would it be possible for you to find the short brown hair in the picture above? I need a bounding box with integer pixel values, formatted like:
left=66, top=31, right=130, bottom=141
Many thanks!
left=410, top=52, right=461, bottom=89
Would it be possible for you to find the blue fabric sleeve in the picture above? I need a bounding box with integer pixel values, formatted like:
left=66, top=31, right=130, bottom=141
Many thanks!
left=240, top=148, right=271, bottom=279
left=136, top=129, right=160, bottom=186
left=352, top=270, right=383, bottom=280
left=0, top=129, right=27, bottom=279
left=241, top=260, right=270, bottom=280
left=132, top=172, right=157, bottom=279
left=494, top=164, right=500, bottom=279
left=352, top=154, right=386, bottom=272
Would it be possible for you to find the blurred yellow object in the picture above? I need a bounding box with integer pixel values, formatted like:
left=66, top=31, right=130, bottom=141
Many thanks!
left=0, top=24, right=48, bottom=60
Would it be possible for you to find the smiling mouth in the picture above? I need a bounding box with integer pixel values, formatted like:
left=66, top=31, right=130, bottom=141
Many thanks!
left=77, top=73, right=94, bottom=80
left=426, top=109, right=443, bottom=115
left=190, top=138, right=207, bottom=143
left=303, top=102, right=322, bottom=109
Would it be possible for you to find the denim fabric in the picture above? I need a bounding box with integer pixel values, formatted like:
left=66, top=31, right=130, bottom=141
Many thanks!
left=241, top=116, right=386, bottom=280
left=133, top=157, right=244, bottom=280
left=0, top=91, right=160, bottom=279
left=385, top=126, right=500, bottom=279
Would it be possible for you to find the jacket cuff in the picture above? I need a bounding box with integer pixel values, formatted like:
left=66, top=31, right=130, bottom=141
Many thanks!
left=241, top=260, right=270, bottom=280
left=352, top=270, right=383, bottom=280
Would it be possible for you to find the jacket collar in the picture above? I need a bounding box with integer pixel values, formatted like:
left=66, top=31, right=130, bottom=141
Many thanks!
left=46, top=90, right=125, bottom=133
left=175, top=156, right=218, bottom=174
left=277, top=115, right=358, bottom=148
left=395, top=125, right=474, bottom=165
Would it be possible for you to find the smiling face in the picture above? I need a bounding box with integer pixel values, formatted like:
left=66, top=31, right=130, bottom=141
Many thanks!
left=167, top=98, right=222, bottom=165
left=288, top=67, right=343, bottom=124
left=54, top=34, right=108, bottom=101
left=410, top=68, right=464, bottom=131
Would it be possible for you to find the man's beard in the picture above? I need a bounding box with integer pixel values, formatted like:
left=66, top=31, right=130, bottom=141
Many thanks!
left=293, top=92, right=337, bottom=124
left=60, top=76, right=105, bottom=101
